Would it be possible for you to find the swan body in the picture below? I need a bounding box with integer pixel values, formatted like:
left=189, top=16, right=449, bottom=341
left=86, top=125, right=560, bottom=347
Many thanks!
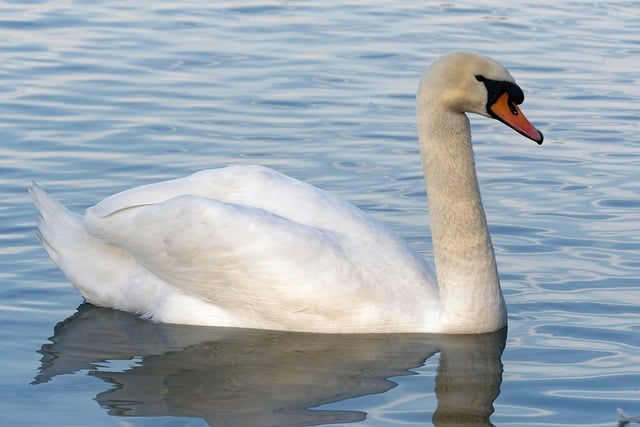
left=30, top=51, right=543, bottom=333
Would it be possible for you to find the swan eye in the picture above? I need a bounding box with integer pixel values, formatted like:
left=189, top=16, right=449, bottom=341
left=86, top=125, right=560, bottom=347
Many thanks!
left=475, top=75, right=486, bottom=82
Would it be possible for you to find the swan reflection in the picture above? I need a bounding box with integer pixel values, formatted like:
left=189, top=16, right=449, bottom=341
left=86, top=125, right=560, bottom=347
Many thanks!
left=34, top=304, right=506, bottom=426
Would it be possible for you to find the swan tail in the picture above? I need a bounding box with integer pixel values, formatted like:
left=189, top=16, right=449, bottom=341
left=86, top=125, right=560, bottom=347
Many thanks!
left=29, top=182, right=84, bottom=264
left=28, top=183, right=141, bottom=308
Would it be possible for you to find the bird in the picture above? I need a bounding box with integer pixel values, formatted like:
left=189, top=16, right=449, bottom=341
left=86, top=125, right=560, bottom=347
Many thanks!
left=30, top=51, right=543, bottom=334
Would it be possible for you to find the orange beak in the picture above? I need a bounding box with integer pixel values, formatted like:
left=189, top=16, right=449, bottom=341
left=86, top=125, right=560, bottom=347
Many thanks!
left=489, top=92, right=543, bottom=144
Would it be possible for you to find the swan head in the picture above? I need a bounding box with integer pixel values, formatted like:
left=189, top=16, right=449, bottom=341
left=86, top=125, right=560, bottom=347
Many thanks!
left=419, top=51, right=543, bottom=144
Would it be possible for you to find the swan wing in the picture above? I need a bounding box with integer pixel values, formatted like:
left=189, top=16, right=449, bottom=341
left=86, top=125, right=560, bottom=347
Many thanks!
left=90, top=165, right=373, bottom=237
left=83, top=166, right=436, bottom=330
left=87, top=194, right=352, bottom=297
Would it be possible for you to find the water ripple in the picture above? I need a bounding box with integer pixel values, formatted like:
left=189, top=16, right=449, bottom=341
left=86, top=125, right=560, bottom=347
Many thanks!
left=1, top=0, right=640, bottom=426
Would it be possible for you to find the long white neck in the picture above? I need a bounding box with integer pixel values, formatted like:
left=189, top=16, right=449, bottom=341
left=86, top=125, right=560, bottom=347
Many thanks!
left=417, top=102, right=506, bottom=333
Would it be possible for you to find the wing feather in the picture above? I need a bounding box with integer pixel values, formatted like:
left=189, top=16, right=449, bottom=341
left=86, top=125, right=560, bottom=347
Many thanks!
left=81, top=165, right=436, bottom=328
left=90, top=165, right=377, bottom=237
left=85, top=196, right=363, bottom=317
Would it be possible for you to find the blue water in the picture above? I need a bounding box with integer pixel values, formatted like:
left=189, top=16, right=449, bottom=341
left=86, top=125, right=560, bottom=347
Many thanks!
left=2, top=1, right=640, bottom=426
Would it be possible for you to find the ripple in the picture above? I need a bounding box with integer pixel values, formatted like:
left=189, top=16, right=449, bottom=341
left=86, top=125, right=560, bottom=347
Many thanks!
left=2, top=0, right=640, bottom=426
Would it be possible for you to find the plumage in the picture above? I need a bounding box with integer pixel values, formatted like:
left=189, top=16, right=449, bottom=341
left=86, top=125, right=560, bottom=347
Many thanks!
left=30, top=51, right=543, bottom=333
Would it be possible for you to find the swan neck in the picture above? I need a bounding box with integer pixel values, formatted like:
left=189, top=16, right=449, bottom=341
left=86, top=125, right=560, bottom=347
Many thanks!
left=418, top=106, right=506, bottom=332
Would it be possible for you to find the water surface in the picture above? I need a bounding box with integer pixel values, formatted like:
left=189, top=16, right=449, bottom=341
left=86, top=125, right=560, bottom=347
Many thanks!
left=1, top=1, right=639, bottom=426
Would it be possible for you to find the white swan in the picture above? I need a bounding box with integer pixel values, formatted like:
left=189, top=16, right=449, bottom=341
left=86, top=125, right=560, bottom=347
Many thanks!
left=30, top=51, right=543, bottom=334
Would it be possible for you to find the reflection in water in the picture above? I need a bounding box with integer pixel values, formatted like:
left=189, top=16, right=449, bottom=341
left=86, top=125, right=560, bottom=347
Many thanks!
left=34, top=305, right=505, bottom=426
left=618, top=407, right=640, bottom=426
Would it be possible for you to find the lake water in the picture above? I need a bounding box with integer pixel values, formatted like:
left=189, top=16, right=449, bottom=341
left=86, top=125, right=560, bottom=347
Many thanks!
left=1, top=0, right=639, bottom=426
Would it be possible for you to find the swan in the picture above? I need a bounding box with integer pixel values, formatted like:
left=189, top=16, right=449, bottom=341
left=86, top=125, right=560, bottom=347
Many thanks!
left=30, top=51, right=543, bottom=334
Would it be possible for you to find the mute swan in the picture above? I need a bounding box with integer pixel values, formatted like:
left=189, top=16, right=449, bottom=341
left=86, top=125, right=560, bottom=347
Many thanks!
left=30, top=51, right=543, bottom=334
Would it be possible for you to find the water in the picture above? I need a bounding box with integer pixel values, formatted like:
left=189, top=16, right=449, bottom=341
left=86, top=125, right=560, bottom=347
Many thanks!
left=1, top=0, right=639, bottom=425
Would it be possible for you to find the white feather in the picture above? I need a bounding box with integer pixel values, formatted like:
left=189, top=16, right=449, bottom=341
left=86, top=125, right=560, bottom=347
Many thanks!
left=30, top=52, right=542, bottom=333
